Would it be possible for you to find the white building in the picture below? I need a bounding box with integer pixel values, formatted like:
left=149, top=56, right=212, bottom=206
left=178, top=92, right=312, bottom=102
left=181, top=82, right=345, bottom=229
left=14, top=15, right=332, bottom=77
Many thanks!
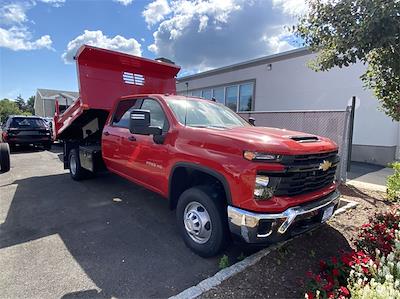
left=176, top=48, right=399, bottom=166
left=34, top=88, right=78, bottom=118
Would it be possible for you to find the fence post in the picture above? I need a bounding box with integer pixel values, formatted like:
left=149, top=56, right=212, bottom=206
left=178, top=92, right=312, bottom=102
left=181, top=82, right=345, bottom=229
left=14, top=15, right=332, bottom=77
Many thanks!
left=346, top=96, right=356, bottom=172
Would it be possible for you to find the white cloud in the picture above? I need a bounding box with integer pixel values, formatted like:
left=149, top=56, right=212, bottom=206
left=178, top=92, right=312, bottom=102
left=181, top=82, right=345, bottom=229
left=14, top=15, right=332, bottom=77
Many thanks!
left=0, top=3, right=28, bottom=25
left=62, top=30, right=142, bottom=63
left=0, top=26, right=52, bottom=50
left=265, top=32, right=296, bottom=54
left=113, top=0, right=134, bottom=6
left=272, top=0, right=307, bottom=16
left=0, top=1, right=58, bottom=51
left=142, top=0, right=171, bottom=27
left=146, top=0, right=302, bottom=70
left=38, top=0, right=66, bottom=7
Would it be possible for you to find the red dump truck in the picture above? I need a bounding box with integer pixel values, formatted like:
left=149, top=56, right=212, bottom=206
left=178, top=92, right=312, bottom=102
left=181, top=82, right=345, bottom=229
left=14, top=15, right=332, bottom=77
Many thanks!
left=55, top=45, right=340, bottom=257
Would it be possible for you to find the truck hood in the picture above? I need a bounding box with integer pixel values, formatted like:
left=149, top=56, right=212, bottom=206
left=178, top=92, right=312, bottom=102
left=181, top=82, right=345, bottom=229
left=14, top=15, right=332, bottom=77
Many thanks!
left=207, top=126, right=338, bottom=155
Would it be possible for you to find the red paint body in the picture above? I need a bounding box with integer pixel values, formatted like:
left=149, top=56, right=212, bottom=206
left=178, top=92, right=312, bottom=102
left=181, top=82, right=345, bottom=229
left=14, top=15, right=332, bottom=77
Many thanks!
left=55, top=45, right=338, bottom=214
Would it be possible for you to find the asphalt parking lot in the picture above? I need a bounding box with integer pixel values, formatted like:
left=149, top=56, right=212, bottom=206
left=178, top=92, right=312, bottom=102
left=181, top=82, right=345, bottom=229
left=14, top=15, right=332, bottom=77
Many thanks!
left=0, top=145, right=243, bottom=298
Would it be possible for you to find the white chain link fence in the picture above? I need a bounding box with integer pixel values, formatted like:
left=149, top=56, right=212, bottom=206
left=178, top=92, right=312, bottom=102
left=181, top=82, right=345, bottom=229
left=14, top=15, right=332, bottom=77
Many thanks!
left=238, top=106, right=352, bottom=182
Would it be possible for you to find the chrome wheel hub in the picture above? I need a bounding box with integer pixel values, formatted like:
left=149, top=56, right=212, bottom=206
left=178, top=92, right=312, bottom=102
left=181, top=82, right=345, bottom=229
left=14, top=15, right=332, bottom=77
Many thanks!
left=184, top=202, right=212, bottom=244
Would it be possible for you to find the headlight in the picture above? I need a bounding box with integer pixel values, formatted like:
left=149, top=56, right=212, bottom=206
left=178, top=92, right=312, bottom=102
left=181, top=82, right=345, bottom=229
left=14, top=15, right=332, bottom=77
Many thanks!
left=244, top=151, right=281, bottom=162
left=254, top=175, right=274, bottom=200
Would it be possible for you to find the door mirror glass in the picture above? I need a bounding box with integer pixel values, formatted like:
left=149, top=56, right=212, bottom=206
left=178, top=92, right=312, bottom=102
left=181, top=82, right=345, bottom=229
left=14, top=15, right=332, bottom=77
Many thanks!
left=129, top=109, right=162, bottom=136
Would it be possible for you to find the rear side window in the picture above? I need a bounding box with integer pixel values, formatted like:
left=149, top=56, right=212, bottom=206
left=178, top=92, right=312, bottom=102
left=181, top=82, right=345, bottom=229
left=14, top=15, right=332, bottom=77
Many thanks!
left=112, top=99, right=139, bottom=128
left=10, top=117, right=45, bottom=128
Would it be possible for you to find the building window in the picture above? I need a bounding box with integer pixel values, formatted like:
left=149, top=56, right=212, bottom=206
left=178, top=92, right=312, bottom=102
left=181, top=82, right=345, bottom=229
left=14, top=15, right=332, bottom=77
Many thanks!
left=239, top=83, right=253, bottom=111
left=187, top=81, right=254, bottom=112
left=201, top=89, right=212, bottom=99
left=212, top=87, right=224, bottom=104
left=225, top=86, right=238, bottom=112
left=191, top=90, right=201, bottom=97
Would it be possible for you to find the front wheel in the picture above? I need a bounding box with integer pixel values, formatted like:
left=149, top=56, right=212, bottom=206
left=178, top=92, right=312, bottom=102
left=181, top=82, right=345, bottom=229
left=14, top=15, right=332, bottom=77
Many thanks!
left=176, top=186, right=228, bottom=257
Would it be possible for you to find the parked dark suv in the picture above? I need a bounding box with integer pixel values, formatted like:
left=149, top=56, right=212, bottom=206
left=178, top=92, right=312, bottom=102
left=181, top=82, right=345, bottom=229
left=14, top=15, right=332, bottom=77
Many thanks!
left=1, top=116, right=52, bottom=150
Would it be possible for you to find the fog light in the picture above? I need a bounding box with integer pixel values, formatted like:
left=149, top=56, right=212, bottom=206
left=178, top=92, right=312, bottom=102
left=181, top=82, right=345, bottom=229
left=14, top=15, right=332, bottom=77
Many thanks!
left=254, top=175, right=274, bottom=200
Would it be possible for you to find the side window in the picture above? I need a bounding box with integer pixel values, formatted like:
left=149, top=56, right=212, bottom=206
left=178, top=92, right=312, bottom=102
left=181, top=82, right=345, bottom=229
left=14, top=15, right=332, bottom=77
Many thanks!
left=112, top=99, right=138, bottom=128
left=140, top=99, right=168, bottom=131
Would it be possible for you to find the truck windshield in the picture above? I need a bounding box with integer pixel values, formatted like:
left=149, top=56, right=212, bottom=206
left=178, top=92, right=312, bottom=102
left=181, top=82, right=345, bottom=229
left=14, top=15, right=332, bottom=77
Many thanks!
left=167, top=98, right=249, bottom=129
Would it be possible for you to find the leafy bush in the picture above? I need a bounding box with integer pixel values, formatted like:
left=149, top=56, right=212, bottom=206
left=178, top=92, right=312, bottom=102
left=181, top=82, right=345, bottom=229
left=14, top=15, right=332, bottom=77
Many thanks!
left=387, top=162, right=400, bottom=201
left=304, top=207, right=400, bottom=299
left=349, top=230, right=400, bottom=298
left=355, top=207, right=400, bottom=256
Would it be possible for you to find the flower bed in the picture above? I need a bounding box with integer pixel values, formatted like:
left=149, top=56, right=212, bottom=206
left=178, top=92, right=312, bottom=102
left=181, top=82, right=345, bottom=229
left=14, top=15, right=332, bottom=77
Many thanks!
left=305, top=206, right=400, bottom=299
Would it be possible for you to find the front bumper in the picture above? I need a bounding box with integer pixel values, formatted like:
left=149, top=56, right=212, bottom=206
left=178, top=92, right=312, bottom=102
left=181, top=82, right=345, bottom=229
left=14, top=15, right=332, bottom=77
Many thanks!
left=227, top=190, right=340, bottom=243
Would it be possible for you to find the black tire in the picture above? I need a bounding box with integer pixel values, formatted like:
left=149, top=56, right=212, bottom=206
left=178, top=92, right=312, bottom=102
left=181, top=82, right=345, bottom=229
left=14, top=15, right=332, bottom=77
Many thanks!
left=43, top=142, right=52, bottom=151
left=68, top=148, right=87, bottom=180
left=0, top=143, right=11, bottom=172
left=176, top=186, right=228, bottom=257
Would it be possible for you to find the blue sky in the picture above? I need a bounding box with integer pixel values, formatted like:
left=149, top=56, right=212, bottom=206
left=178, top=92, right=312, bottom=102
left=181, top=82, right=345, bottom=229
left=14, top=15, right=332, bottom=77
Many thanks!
left=0, top=0, right=305, bottom=100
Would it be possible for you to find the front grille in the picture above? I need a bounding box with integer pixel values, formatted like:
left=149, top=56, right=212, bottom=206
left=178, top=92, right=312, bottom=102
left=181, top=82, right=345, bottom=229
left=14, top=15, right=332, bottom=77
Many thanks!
left=262, top=151, right=339, bottom=196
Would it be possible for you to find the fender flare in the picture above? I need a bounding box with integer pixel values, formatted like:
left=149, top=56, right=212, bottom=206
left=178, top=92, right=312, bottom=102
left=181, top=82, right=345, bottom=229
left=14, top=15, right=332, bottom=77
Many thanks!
left=168, top=162, right=233, bottom=207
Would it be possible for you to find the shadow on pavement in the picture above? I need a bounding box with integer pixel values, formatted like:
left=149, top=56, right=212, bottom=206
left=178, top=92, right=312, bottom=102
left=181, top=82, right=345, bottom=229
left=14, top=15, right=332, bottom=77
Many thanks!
left=0, top=171, right=224, bottom=298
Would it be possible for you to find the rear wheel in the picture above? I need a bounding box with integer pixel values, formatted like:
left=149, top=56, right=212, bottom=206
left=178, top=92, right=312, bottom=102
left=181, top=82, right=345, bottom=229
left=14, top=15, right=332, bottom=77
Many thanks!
left=69, top=149, right=87, bottom=180
left=177, top=186, right=228, bottom=257
left=0, top=143, right=11, bottom=172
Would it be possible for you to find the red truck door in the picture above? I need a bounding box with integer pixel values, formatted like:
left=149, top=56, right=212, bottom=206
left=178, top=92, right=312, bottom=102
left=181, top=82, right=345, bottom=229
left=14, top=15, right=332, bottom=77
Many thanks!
left=102, top=98, right=170, bottom=196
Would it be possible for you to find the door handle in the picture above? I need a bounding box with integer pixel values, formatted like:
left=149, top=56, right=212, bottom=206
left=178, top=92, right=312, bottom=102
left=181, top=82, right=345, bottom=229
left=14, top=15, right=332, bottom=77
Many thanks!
left=128, top=136, right=136, bottom=141
left=103, top=131, right=110, bottom=136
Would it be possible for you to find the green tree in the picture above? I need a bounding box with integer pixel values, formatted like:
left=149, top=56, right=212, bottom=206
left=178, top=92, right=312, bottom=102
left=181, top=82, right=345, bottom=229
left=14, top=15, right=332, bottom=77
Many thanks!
left=15, top=95, right=26, bottom=111
left=295, top=0, right=400, bottom=121
left=0, top=99, right=22, bottom=123
left=26, top=96, right=35, bottom=114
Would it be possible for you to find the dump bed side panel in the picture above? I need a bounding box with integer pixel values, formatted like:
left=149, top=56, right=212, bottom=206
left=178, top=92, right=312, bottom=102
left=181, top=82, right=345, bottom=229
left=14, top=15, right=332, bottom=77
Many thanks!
left=54, top=45, right=181, bottom=139
left=76, top=45, right=181, bottom=111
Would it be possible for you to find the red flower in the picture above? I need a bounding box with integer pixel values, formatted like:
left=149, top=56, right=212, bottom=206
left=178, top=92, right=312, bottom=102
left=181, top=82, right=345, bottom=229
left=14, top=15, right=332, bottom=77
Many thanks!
left=306, top=292, right=314, bottom=299
left=319, top=260, right=327, bottom=270
left=331, top=256, right=338, bottom=264
left=361, top=257, right=370, bottom=264
left=306, top=270, right=313, bottom=278
left=315, top=274, right=322, bottom=283
left=340, top=286, right=350, bottom=296
left=332, top=268, right=340, bottom=277
left=323, top=281, right=334, bottom=291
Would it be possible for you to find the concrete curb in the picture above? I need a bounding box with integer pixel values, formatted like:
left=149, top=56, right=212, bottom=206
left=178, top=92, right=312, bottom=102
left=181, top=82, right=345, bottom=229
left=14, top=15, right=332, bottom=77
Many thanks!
left=334, top=198, right=359, bottom=216
left=169, top=197, right=357, bottom=299
left=346, top=180, right=386, bottom=193
left=169, top=240, right=290, bottom=299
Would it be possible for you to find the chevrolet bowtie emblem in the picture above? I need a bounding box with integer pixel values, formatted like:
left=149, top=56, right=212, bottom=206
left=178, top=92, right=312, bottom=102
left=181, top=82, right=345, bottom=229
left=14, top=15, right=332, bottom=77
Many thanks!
left=319, top=160, right=332, bottom=171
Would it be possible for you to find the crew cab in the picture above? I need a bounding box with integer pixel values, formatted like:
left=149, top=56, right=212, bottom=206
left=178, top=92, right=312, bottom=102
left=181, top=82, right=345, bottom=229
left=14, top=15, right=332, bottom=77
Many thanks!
left=55, top=45, right=340, bottom=257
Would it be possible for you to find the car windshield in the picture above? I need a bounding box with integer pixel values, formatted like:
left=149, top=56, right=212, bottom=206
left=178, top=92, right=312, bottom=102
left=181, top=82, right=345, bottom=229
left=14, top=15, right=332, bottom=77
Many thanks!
left=10, top=117, right=46, bottom=129
left=167, top=98, right=249, bottom=129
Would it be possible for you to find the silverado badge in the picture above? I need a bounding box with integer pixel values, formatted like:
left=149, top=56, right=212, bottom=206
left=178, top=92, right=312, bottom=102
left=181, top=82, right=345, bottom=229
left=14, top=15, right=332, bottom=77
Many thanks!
left=319, top=160, right=332, bottom=171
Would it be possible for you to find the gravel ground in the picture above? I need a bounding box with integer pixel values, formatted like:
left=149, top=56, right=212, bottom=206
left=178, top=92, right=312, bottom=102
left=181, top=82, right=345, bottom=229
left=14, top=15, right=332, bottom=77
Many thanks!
left=200, top=185, right=392, bottom=299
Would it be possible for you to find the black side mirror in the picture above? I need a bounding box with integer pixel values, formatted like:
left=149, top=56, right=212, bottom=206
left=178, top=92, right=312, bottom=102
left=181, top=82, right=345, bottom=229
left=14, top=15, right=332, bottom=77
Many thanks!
left=249, top=117, right=256, bottom=126
left=129, top=109, right=162, bottom=136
